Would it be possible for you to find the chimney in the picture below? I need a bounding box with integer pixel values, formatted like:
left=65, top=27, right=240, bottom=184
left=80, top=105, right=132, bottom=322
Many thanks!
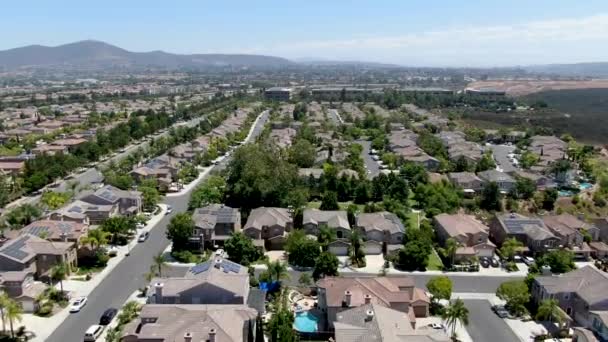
left=209, top=328, right=216, bottom=342
left=365, top=309, right=374, bottom=322
left=364, top=294, right=372, bottom=304
left=154, top=282, right=163, bottom=303
left=344, top=291, right=352, bottom=307
left=184, top=332, right=192, bottom=342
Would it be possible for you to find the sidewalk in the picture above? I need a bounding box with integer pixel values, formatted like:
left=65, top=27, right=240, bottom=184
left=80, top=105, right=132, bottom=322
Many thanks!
left=22, top=204, right=167, bottom=342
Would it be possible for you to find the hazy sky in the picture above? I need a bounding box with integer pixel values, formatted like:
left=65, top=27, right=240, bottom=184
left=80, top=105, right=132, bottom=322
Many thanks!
left=3, top=0, right=608, bottom=67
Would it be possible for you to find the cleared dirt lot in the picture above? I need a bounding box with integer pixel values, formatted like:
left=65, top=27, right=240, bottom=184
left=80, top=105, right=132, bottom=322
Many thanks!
left=468, top=80, right=608, bottom=96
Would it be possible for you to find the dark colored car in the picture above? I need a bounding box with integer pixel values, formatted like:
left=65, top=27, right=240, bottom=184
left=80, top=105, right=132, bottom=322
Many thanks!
left=480, top=257, right=490, bottom=268
left=490, top=257, right=500, bottom=268
left=99, top=308, right=118, bottom=325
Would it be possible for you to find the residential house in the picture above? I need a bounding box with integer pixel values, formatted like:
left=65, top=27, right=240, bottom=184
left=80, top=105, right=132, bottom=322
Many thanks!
left=543, top=214, right=595, bottom=259
left=590, top=242, right=608, bottom=260
left=80, top=184, right=142, bottom=216
left=0, top=161, right=25, bottom=176
left=530, top=135, right=567, bottom=169
left=0, top=271, right=46, bottom=312
left=593, top=218, right=608, bottom=244
left=532, top=266, right=608, bottom=330
left=242, top=207, right=293, bottom=250
left=448, top=172, right=484, bottom=195
left=477, top=170, right=516, bottom=193
left=303, top=209, right=350, bottom=239
left=490, top=213, right=560, bottom=254
left=333, top=304, right=449, bottom=342
left=49, top=200, right=117, bottom=225
left=0, top=234, right=77, bottom=279
left=120, top=304, right=258, bottom=342
left=52, top=138, right=88, bottom=152
left=434, top=213, right=496, bottom=260
left=589, top=311, right=608, bottom=342
left=9, top=220, right=87, bottom=245
left=192, top=204, right=241, bottom=248
left=131, top=156, right=181, bottom=189
left=31, top=144, right=68, bottom=156
left=509, top=170, right=552, bottom=189
left=355, top=212, right=405, bottom=252
left=316, top=276, right=430, bottom=330
left=149, top=259, right=249, bottom=305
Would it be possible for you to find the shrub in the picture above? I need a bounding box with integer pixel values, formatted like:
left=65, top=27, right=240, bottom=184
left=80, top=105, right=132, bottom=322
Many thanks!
left=505, top=261, right=518, bottom=272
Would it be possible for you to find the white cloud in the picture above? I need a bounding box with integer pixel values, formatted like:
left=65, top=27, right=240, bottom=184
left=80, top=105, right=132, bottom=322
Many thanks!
left=249, top=14, right=608, bottom=66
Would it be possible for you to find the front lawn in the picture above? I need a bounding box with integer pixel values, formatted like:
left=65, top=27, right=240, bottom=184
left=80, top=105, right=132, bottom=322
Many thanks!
left=427, top=249, right=444, bottom=271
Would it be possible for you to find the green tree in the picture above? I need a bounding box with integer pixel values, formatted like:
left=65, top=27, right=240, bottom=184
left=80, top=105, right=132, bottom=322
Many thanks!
left=426, top=276, right=453, bottom=302
left=265, top=260, right=290, bottom=283
left=500, top=238, right=524, bottom=261
left=152, top=252, right=166, bottom=278
left=313, top=251, right=340, bottom=281
left=288, top=139, right=316, bottom=168
left=5, top=299, right=22, bottom=338
left=512, top=177, right=536, bottom=200
left=440, top=238, right=460, bottom=267
left=82, top=228, right=109, bottom=251
left=536, top=299, right=567, bottom=329
left=188, top=175, right=226, bottom=210
left=285, top=230, right=321, bottom=267
left=298, top=273, right=312, bottom=286
left=317, top=225, right=336, bottom=251
left=397, top=229, right=432, bottom=271
left=139, top=185, right=160, bottom=212
left=475, top=153, right=496, bottom=172
left=480, top=182, right=502, bottom=211
left=101, top=216, right=136, bottom=244
left=320, top=191, right=339, bottom=210
left=267, top=290, right=297, bottom=342
left=539, top=249, right=575, bottom=274
left=50, top=263, right=68, bottom=294
left=224, top=232, right=262, bottom=266
left=496, top=280, right=530, bottom=316
left=166, top=213, right=195, bottom=252
left=348, top=230, right=366, bottom=268
left=40, top=191, right=71, bottom=209
left=542, top=188, right=559, bottom=211
left=0, top=292, right=9, bottom=333
left=5, top=204, right=42, bottom=229
left=442, top=298, right=469, bottom=340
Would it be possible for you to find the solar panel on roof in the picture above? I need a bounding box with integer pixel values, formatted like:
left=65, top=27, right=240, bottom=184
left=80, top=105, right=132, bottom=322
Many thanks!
left=68, top=206, right=83, bottom=213
left=1, top=236, right=30, bottom=260
left=190, top=261, right=211, bottom=275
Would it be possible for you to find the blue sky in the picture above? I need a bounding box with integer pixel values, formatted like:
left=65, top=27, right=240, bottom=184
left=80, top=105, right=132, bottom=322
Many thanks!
left=3, top=0, right=608, bottom=66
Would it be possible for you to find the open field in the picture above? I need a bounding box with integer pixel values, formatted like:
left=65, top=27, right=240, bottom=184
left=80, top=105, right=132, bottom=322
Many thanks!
left=468, top=79, right=608, bottom=96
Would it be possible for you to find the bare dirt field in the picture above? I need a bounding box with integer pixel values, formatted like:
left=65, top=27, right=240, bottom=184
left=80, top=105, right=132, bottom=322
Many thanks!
left=468, top=80, right=608, bottom=96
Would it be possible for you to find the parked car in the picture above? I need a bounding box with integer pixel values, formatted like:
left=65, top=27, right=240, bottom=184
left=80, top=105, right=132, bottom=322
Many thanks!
left=523, top=256, right=535, bottom=266
left=138, top=231, right=150, bottom=242
left=492, top=305, right=509, bottom=318
left=491, top=257, right=500, bottom=268
left=215, top=249, right=225, bottom=257
left=136, top=222, right=145, bottom=229
left=480, top=258, right=490, bottom=268
left=99, top=308, right=118, bottom=325
left=84, top=325, right=104, bottom=341
left=70, top=296, right=88, bottom=313
left=165, top=206, right=173, bottom=215
left=428, top=323, right=445, bottom=330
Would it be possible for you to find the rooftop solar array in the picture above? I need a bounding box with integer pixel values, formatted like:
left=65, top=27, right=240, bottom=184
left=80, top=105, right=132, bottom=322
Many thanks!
left=97, top=189, right=119, bottom=202
left=190, top=261, right=212, bottom=275
left=68, top=206, right=83, bottom=213
left=220, top=259, right=241, bottom=274
left=0, top=236, right=30, bottom=260
left=503, top=219, right=543, bottom=234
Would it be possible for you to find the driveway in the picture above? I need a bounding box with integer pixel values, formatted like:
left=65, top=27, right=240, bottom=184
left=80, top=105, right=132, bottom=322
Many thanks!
left=463, top=299, right=520, bottom=342
left=356, top=139, right=380, bottom=179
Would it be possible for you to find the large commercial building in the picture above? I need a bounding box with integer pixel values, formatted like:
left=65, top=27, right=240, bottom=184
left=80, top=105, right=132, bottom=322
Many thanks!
left=264, top=87, right=292, bottom=101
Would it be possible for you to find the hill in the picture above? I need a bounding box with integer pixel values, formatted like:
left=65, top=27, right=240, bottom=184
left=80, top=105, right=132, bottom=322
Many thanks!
left=0, top=40, right=293, bottom=70
left=524, top=62, right=608, bottom=78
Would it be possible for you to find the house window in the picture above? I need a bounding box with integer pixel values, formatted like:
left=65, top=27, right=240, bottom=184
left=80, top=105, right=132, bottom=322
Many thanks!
left=564, top=293, right=570, bottom=300
left=566, top=307, right=572, bottom=315
left=337, top=231, right=343, bottom=239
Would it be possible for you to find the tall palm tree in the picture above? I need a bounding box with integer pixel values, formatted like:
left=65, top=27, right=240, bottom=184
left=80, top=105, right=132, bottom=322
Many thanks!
left=536, top=299, right=566, bottom=330
left=442, top=298, right=469, bottom=340
left=5, top=300, right=22, bottom=338
left=51, top=263, right=68, bottom=294
left=265, top=260, right=290, bottom=283
left=317, top=225, right=336, bottom=251
left=0, top=292, right=9, bottom=333
left=152, top=252, right=166, bottom=278
left=348, top=230, right=366, bottom=268
left=444, top=238, right=460, bottom=267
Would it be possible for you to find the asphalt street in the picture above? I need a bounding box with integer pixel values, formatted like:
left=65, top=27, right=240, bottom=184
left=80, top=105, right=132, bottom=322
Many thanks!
left=46, top=111, right=269, bottom=342
left=327, top=108, right=343, bottom=125
left=463, top=299, right=520, bottom=342
left=356, top=139, right=380, bottom=179
left=490, top=144, right=518, bottom=173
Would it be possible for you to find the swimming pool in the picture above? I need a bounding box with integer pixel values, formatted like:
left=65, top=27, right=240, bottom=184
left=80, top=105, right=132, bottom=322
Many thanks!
left=293, top=311, right=319, bottom=332
left=559, top=190, right=575, bottom=197
left=579, top=182, right=593, bottom=190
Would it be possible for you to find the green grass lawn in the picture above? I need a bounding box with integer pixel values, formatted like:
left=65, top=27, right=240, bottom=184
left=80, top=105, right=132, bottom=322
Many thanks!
left=427, top=249, right=444, bottom=271
left=407, top=211, right=422, bottom=229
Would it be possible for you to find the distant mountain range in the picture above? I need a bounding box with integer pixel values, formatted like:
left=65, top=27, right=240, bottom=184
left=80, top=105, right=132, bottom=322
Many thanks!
left=0, top=40, right=293, bottom=70
left=523, top=62, right=608, bottom=78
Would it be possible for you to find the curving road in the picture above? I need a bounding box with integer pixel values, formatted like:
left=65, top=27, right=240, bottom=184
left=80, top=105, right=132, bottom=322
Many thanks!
left=46, top=110, right=269, bottom=342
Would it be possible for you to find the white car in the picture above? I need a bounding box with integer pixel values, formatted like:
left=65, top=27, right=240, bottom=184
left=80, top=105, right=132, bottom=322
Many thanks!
left=428, top=323, right=445, bottom=330
left=215, top=249, right=225, bottom=257
left=165, top=206, right=173, bottom=215
left=70, top=296, right=88, bottom=313
left=83, top=325, right=104, bottom=341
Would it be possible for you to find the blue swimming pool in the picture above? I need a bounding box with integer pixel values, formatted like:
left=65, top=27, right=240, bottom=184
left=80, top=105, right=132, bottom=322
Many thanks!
left=579, top=182, right=593, bottom=190
left=293, top=311, right=319, bottom=332
left=559, top=190, right=575, bottom=197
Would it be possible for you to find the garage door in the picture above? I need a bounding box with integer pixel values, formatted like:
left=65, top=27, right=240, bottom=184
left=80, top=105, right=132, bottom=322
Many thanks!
left=20, top=299, right=35, bottom=313
left=329, top=246, right=348, bottom=256
left=476, top=248, right=494, bottom=258
left=364, top=243, right=382, bottom=255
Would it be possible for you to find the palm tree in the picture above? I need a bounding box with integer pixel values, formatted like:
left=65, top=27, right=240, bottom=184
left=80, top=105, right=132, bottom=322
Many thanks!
left=265, top=260, right=290, bottom=283
left=50, top=263, right=68, bottom=295
left=152, top=252, right=166, bottom=278
left=82, top=228, right=109, bottom=251
left=317, top=225, right=336, bottom=251
left=5, top=300, right=22, bottom=338
left=348, top=230, right=366, bottom=268
left=444, top=238, right=460, bottom=267
left=0, top=292, right=9, bottom=333
left=536, top=299, right=566, bottom=330
left=442, top=298, right=469, bottom=340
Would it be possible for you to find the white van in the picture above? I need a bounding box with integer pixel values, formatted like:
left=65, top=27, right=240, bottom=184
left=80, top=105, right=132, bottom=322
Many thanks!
left=84, top=325, right=104, bottom=341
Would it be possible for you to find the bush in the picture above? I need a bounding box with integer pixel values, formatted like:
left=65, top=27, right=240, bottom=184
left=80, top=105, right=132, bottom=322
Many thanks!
left=505, top=261, right=518, bottom=272
left=171, top=250, right=203, bottom=263
left=35, top=302, right=54, bottom=317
